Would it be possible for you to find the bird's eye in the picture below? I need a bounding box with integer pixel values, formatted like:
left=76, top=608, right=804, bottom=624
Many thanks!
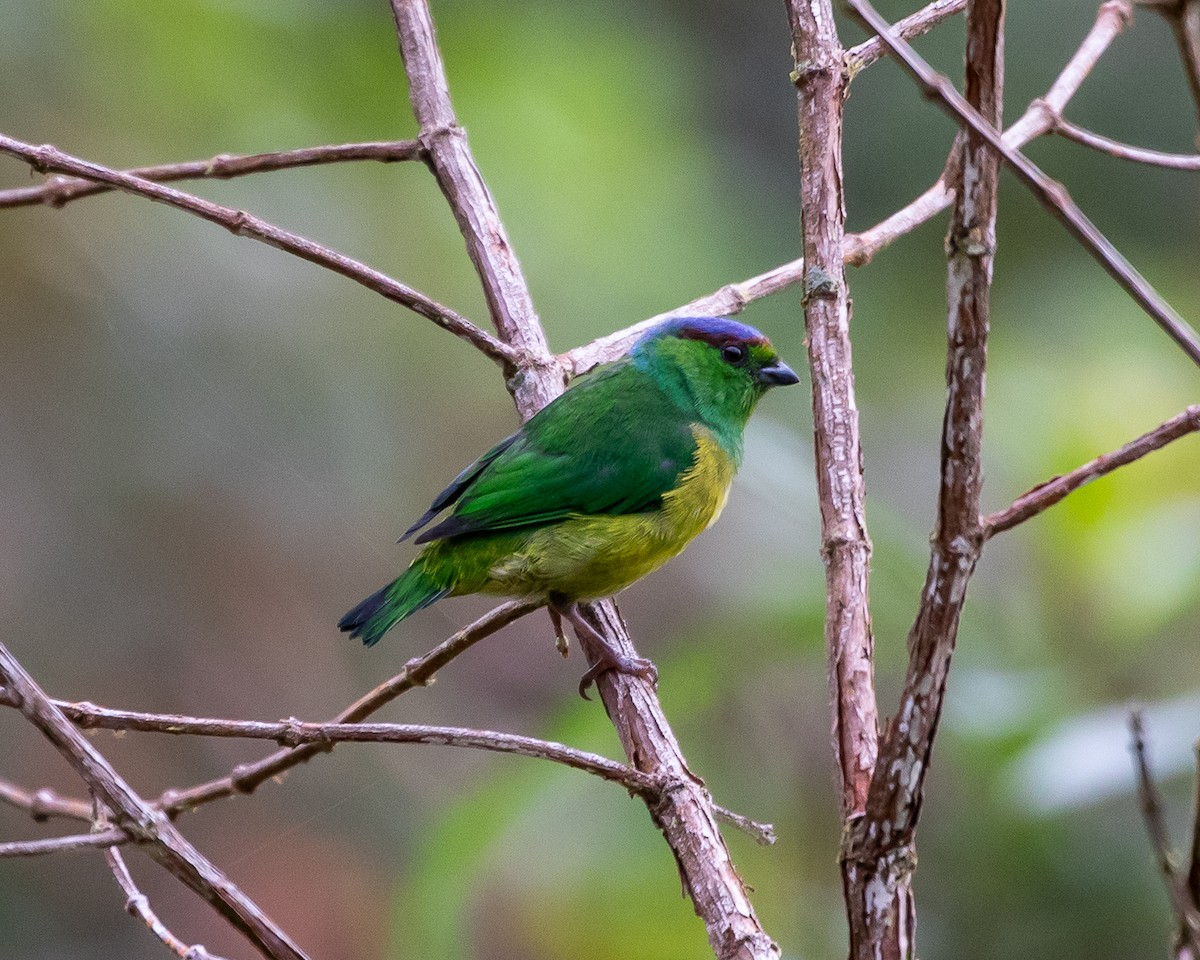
left=721, top=343, right=747, bottom=366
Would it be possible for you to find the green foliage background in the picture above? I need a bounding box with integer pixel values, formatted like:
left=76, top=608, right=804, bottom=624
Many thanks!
left=1, top=1, right=1198, bottom=958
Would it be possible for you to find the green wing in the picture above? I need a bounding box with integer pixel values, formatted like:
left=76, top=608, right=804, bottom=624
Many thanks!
left=406, top=362, right=698, bottom=544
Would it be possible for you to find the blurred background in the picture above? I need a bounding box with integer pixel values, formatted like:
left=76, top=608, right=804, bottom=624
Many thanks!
left=1, top=1, right=1198, bottom=958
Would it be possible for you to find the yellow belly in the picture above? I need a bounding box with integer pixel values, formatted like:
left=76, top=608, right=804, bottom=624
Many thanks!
left=484, top=425, right=736, bottom=599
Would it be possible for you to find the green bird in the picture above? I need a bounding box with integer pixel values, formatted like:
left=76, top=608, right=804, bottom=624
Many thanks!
left=338, top=316, right=799, bottom=694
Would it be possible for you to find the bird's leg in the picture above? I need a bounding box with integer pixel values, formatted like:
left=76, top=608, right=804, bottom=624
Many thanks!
left=549, top=597, right=658, bottom=699
left=547, top=607, right=569, bottom=658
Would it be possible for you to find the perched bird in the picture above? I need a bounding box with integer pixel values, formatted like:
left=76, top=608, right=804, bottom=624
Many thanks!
left=338, top=316, right=799, bottom=694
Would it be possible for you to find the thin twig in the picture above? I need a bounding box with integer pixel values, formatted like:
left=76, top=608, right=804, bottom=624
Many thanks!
left=845, top=0, right=969, bottom=73
left=0, top=827, right=128, bottom=859
left=982, top=404, right=1200, bottom=538
left=1129, top=711, right=1200, bottom=953
left=0, top=642, right=309, bottom=960
left=158, top=599, right=541, bottom=815
left=0, top=140, right=423, bottom=210
left=0, top=133, right=517, bottom=369
left=843, top=0, right=1200, bottom=367
left=0, top=777, right=93, bottom=822
left=845, top=0, right=1135, bottom=265
left=1054, top=117, right=1200, bottom=168
left=567, top=2, right=1136, bottom=378
left=6, top=704, right=665, bottom=798
left=1141, top=0, right=1200, bottom=127
left=106, top=845, right=229, bottom=960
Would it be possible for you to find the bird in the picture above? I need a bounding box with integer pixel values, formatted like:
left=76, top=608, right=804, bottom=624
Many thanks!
left=338, top=316, right=800, bottom=696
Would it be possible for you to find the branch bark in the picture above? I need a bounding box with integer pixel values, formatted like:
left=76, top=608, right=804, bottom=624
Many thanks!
left=0, top=134, right=515, bottom=368
left=0, top=140, right=423, bottom=209
left=389, top=3, right=779, bottom=956
left=844, top=0, right=1200, bottom=367
left=0, top=641, right=309, bottom=960
left=1054, top=117, right=1200, bottom=168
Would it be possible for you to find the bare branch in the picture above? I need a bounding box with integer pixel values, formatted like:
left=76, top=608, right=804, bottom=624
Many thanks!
left=390, top=3, right=780, bottom=957
left=158, top=599, right=541, bottom=815
left=982, top=404, right=1200, bottom=538
left=844, top=0, right=1200, bottom=367
left=0, top=827, right=129, bottom=859
left=846, top=0, right=1135, bottom=264
left=0, top=777, right=92, bottom=823
left=0, top=642, right=309, bottom=960
left=389, top=0, right=558, bottom=408
left=567, top=3, right=1138, bottom=379
left=842, top=8, right=1004, bottom=957
left=560, top=258, right=807, bottom=375
left=106, top=845, right=232, bottom=960
left=1054, top=117, right=1200, bottom=168
left=845, top=0, right=968, bottom=73
left=1130, top=711, right=1200, bottom=954
left=0, top=140, right=422, bottom=210
left=3, top=701, right=664, bottom=798
left=0, top=133, right=517, bottom=369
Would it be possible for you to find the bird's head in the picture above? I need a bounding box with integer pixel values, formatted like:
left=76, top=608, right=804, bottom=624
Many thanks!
left=631, top=316, right=800, bottom=427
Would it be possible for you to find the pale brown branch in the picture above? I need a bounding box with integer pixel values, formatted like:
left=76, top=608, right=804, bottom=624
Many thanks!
left=106, top=845, right=231, bottom=960
left=0, top=642, right=308, bottom=960
left=0, top=777, right=92, bottom=823
left=982, top=404, right=1200, bottom=538
left=844, top=0, right=1200, bottom=366
left=846, top=0, right=1135, bottom=265
left=1130, top=711, right=1200, bottom=954
left=0, top=140, right=423, bottom=210
left=389, top=3, right=779, bottom=958
left=0, top=826, right=128, bottom=859
left=845, top=0, right=968, bottom=73
left=1141, top=0, right=1200, bottom=127
left=0, top=133, right=517, bottom=369
left=158, top=599, right=540, bottom=815
left=1054, top=117, right=1200, bottom=168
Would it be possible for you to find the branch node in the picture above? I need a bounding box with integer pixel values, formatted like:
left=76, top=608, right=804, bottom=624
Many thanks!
left=802, top=266, right=841, bottom=304
left=946, top=224, right=995, bottom=258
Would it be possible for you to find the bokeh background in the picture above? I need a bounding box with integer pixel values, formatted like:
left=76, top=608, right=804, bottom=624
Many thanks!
left=2, top=1, right=1199, bottom=958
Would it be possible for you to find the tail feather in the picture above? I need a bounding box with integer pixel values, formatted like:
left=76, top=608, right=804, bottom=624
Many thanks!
left=337, top=565, right=449, bottom=647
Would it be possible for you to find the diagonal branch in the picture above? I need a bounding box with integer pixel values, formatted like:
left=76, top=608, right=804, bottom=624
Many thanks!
left=983, top=404, right=1200, bottom=537
left=566, top=2, right=1140, bottom=379
left=390, top=3, right=779, bottom=957
left=0, top=133, right=517, bottom=369
left=1054, top=117, right=1200, bottom=168
left=157, top=599, right=540, bottom=815
left=0, top=140, right=423, bottom=210
left=845, top=0, right=968, bottom=73
left=1129, top=711, right=1200, bottom=955
left=843, top=0, right=1200, bottom=367
left=1141, top=0, right=1200, bottom=127
left=0, top=641, right=309, bottom=960
left=106, top=844, right=232, bottom=960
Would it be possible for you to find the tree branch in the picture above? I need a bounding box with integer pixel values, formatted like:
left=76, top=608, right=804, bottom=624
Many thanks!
left=843, top=0, right=1200, bottom=367
left=106, top=844, right=232, bottom=960
left=157, top=599, right=540, bottom=815
left=841, top=5, right=1004, bottom=957
left=0, top=642, right=309, bottom=960
left=0, top=827, right=129, bottom=859
left=0, top=133, right=516, bottom=369
left=1054, top=117, right=1200, bottom=168
left=389, top=4, right=779, bottom=956
left=0, top=776, right=92, bottom=823
left=1141, top=0, right=1200, bottom=128
left=982, top=404, right=1200, bottom=537
left=844, top=0, right=968, bottom=73
left=0, top=140, right=423, bottom=210
left=1129, top=711, right=1200, bottom=955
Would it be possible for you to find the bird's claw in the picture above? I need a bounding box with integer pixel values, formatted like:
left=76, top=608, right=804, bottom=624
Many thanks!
left=577, top=654, right=659, bottom=700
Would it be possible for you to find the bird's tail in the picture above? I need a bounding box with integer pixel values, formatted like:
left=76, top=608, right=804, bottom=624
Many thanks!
left=337, top=562, right=450, bottom=648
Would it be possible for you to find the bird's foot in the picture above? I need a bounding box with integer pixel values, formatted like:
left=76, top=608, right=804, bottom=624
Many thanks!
left=548, top=607, right=569, bottom=658
left=577, top=652, right=658, bottom=700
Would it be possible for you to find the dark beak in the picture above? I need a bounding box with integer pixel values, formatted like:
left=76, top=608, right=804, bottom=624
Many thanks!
left=757, top=360, right=800, bottom=387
